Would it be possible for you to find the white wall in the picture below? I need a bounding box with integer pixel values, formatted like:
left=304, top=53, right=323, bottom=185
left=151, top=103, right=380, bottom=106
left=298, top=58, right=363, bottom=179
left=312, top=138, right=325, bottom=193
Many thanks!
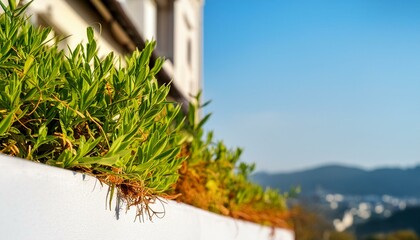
left=0, top=155, right=294, bottom=240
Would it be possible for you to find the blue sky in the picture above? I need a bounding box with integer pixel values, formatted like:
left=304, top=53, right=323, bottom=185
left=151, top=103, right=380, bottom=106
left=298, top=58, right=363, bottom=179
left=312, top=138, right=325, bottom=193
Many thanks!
left=202, top=0, right=420, bottom=173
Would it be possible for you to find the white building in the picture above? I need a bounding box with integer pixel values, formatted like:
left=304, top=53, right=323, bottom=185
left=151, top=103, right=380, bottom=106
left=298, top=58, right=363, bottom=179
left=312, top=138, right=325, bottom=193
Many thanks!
left=20, top=0, right=204, bottom=110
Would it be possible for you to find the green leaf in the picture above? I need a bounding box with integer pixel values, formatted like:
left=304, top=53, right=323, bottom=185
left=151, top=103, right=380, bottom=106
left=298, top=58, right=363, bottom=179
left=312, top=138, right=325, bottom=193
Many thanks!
left=150, top=57, right=164, bottom=75
left=82, top=81, right=99, bottom=111
left=196, top=113, right=211, bottom=131
left=23, top=55, right=34, bottom=75
left=87, top=27, right=94, bottom=42
left=0, top=1, right=12, bottom=17
left=138, top=41, right=155, bottom=67
left=7, top=0, right=16, bottom=11
left=14, top=1, right=32, bottom=16
left=79, top=153, right=127, bottom=166
left=0, top=111, right=14, bottom=135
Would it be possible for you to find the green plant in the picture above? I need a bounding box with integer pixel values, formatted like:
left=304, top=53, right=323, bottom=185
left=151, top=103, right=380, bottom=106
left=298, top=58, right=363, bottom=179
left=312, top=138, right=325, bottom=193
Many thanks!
left=174, top=93, right=294, bottom=228
left=0, top=0, right=183, bottom=219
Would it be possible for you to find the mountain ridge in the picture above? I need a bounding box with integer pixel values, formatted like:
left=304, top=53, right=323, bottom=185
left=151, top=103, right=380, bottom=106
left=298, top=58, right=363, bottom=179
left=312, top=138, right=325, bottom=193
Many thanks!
left=252, top=164, right=420, bottom=197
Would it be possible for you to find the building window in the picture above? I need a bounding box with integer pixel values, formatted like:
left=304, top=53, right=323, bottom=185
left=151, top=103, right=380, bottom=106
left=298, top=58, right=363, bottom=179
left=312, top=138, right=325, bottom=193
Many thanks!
left=156, top=0, right=174, bottom=62
left=187, top=38, right=192, bottom=67
left=183, top=13, right=193, bottom=68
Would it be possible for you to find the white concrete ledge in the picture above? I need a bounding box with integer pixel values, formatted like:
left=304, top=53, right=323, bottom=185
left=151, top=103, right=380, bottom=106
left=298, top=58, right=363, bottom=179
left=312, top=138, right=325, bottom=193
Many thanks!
left=0, top=154, right=294, bottom=240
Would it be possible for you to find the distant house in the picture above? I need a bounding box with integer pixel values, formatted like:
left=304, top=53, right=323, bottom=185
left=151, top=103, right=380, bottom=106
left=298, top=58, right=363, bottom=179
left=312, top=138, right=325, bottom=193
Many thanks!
left=24, top=0, right=204, bottom=110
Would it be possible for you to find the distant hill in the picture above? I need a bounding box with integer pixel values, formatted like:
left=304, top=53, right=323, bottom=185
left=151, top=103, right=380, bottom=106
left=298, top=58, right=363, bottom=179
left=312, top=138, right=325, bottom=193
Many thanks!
left=252, top=164, right=420, bottom=197
left=355, top=206, right=420, bottom=236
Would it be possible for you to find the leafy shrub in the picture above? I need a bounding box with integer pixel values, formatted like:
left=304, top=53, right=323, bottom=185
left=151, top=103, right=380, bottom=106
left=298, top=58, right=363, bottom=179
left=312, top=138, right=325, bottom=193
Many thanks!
left=0, top=1, right=183, bottom=219
left=174, top=94, right=294, bottom=228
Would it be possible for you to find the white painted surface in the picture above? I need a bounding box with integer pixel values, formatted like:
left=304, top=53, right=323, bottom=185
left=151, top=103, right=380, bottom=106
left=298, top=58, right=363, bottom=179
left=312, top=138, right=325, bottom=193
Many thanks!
left=0, top=155, right=294, bottom=240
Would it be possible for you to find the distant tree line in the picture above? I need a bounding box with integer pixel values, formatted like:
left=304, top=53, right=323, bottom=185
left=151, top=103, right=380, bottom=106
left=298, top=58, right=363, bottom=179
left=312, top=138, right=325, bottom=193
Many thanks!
left=364, top=230, right=419, bottom=240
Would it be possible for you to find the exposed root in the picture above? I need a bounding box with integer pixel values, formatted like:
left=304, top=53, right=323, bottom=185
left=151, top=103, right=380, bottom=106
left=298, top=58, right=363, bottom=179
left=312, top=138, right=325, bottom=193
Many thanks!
left=71, top=166, right=171, bottom=222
